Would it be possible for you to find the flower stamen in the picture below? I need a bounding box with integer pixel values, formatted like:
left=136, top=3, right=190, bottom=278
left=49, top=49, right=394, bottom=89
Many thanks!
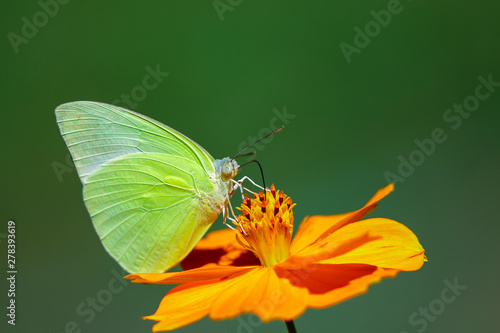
left=234, top=184, right=295, bottom=267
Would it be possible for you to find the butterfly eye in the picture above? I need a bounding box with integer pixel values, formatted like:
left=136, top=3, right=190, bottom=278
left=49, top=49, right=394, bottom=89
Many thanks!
left=221, top=162, right=234, bottom=179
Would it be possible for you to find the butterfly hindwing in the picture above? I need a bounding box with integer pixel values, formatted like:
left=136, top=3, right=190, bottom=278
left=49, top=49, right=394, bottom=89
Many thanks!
left=84, top=152, right=219, bottom=273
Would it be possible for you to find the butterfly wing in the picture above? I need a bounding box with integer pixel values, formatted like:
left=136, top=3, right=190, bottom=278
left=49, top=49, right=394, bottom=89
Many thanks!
left=55, top=101, right=214, bottom=183
left=84, top=152, right=220, bottom=273
left=55, top=102, right=224, bottom=273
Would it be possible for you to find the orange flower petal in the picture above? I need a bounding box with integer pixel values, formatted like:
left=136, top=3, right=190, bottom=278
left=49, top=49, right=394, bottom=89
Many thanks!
left=210, top=267, right=309, bottom=322
left=286, top=218, right=425, bottom=271
left=290, top=213, right=350, bottom=255
left=125, top=265, right=255, bottom=284
left=145, top=269, right=256, bottom=331
left=181, top=229, right=260, bottom=270
left=143, top=264, right=400, bottom=330
left=281, top=232, right=375, bottom=269
left=291, top=184, right=394, bottom=255
left=191, top=229, right=240, bottom=249
left=278, top=264, right=399, bottom=308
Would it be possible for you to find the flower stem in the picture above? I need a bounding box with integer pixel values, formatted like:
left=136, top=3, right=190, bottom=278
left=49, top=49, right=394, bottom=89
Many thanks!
left=285, top=320, right=297, bottom=333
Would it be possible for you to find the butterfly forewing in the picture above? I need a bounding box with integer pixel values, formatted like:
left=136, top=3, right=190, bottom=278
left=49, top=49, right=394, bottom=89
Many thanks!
left=55, top=101, right=214, bottom=183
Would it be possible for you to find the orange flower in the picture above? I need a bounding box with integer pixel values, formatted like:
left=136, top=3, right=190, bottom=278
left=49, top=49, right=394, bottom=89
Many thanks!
left=126, top=184, right=426, bottom=332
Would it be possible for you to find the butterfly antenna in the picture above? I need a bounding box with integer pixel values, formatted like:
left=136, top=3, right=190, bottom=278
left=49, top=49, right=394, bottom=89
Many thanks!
left=239, top=159, right=266, bottom=198
left=234, top=151, right=257, bottom=159
left=232, top=126, right=284, bottom=160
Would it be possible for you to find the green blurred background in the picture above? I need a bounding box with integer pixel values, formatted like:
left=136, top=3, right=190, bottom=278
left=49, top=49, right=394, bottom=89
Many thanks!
left=1, top=1, right=499, bottom=332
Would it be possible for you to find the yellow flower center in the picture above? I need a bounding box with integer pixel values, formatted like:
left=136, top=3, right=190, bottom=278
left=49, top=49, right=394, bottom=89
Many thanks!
left=235, top=185, right=295, bottom=267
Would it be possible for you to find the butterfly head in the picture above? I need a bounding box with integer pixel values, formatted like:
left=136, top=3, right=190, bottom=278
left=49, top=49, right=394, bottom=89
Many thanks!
left=218, top=157, right=239, bottom=181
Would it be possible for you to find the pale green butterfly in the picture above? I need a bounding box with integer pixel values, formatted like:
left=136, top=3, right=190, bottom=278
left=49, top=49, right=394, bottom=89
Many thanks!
left=55, top=101, right=251, bottom=274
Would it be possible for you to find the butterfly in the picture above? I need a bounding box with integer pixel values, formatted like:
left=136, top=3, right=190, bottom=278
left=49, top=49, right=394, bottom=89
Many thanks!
left=55, top=101, right=247, bottom=274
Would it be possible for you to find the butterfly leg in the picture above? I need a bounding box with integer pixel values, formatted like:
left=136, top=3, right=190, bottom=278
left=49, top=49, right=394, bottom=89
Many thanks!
left=236, top=176, right=265, bottom=192
left=222, top=205, right=239, bottom=232
left=226, top=200, right=248, bottom=235
left=230, top=176, right=264, bottom=200
left=238, top=175, right=265, bottom=189
left=222, top=201, right=248, bottom=235
left=230, top=179, right=249, bottom=200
